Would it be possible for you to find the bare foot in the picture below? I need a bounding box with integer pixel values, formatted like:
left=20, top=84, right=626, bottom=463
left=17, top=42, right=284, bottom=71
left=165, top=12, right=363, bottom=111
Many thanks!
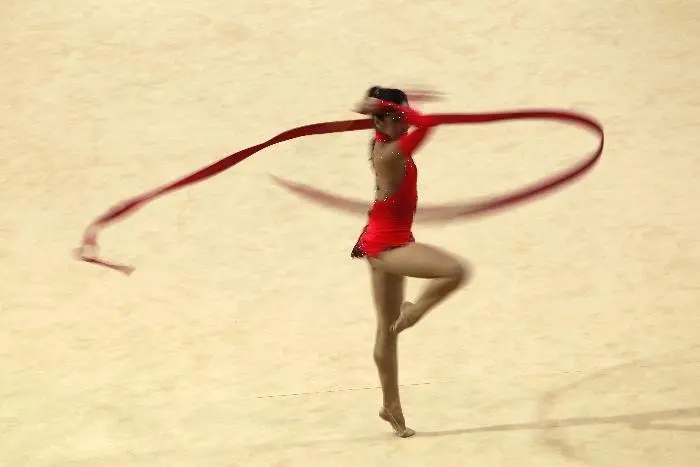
left=379, top=405, right=416, bottom=438
left=390, top=301, right=422, bottom=335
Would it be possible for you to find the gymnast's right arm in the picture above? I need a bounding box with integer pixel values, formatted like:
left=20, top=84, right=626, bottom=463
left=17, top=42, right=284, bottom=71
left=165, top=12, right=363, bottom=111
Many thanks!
left=375, top=100, right=439, bottom=157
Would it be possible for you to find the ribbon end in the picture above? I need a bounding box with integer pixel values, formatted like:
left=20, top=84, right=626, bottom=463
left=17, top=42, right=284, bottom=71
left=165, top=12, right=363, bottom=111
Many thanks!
left=73, top=245, right=135, bottom=276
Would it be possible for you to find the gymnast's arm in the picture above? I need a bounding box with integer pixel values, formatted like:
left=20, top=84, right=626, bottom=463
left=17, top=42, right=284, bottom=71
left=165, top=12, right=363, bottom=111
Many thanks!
left=375, top=100, right=439, bottom=158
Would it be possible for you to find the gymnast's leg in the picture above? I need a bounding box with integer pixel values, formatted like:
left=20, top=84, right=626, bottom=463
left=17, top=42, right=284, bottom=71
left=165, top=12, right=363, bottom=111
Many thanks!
left=369, top=264, right=415, bottom=438
left=369, top=243, right=471, bottom=334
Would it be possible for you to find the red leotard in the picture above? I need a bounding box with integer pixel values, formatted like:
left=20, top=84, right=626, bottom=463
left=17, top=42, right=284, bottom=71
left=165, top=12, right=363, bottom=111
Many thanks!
left=351, top=100, right=439, bottom=259
left=351, top=131, right=419, bottom=258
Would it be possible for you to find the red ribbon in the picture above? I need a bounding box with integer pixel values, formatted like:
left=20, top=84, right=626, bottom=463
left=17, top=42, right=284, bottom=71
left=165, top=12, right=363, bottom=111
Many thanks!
left=272, top=109, right=604, bottom=223
left=74, top=109, right=603, bottom=275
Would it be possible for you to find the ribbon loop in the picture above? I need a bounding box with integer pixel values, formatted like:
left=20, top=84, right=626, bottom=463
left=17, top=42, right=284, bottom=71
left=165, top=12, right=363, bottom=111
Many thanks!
left=75, top=109, right=603, bottom=275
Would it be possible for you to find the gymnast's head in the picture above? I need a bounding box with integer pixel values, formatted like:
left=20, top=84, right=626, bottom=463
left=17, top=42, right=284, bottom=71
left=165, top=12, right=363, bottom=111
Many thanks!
left=366, top=86, right=409, bottom=140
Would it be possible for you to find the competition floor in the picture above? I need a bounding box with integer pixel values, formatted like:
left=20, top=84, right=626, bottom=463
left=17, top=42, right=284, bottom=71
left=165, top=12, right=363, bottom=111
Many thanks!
left=2, top=1, right=699, bottom=466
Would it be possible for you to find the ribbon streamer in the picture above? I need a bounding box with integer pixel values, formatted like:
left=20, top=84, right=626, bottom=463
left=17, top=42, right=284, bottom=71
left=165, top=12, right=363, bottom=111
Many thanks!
left=74, top=109, right=603, bottom=275
left=272, top=109, right=604, bottom=223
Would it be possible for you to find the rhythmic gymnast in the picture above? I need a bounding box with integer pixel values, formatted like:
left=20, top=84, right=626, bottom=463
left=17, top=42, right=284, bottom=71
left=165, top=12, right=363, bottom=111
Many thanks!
left=74, top=82, right=603, bottom=439
left=351, top=86, right=472, bottom=438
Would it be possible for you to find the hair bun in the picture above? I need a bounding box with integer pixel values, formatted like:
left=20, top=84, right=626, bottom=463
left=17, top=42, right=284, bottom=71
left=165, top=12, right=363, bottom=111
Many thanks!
left=367, top=86, right=383, bottom=98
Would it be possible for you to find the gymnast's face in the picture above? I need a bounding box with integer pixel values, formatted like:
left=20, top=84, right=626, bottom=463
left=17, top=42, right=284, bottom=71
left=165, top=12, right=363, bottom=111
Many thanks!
left=376, top=101, right=409, bottom=140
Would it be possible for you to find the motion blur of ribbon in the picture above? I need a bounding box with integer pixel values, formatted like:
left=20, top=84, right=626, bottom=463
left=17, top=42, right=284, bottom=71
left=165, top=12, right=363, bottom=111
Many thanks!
left=74, top=109, right=603, bottom=275
left=271, top=109, right=604, bottom=223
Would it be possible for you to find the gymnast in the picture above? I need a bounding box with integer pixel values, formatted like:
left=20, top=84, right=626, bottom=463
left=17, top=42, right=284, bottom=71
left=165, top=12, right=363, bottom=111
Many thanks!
left=351, top=86, right=472, bottom=438
left=74, top=83, right=603, bottom=439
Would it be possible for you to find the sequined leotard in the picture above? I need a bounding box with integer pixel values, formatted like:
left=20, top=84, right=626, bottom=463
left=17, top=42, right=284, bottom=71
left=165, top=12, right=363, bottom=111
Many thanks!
left=351, top=100, right=437, bottom=259
left=351, top=132, right=418, bottom=258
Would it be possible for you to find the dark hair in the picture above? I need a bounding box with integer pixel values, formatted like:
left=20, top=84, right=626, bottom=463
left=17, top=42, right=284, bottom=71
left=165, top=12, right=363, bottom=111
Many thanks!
left=367, top=86, right=408, bottom=119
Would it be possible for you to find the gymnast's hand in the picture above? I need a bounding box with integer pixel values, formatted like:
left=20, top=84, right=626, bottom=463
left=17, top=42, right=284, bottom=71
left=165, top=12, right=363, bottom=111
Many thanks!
left=353, top=97, right=382, bottom=115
